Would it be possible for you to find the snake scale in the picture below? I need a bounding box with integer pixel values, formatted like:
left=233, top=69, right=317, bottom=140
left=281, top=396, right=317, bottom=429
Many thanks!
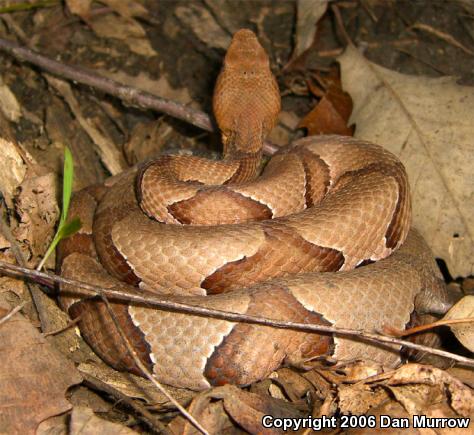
left=58, top=29, right=449, bottom=391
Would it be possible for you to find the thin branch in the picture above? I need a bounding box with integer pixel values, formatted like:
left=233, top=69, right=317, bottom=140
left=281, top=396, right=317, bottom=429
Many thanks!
left=42, top=315, right=82, bottom=337
left=1, top=260, right=473, bottom=368
left=389, top=317, right=474, bottom=338
left=331, top=3, right=353, bottom=47
left=411, top=23, right=474, bottom=56
left=0, top=207, right=50, bottom=331
left=0, top=301, right=26, bottom=326
left=0, top=37, right=279, bottom=156
left=0, top=37, right=209, bottom=128
left=360, top=0, right=378, bottom=23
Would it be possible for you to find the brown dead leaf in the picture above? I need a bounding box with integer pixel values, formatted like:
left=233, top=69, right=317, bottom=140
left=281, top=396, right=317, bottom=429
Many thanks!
left=99, top=0, right=148, bottom=19
left=294, top=0, right=328, bottom=58
left=306, top=362, right=389, bottom=416
left=423, top=402, right=471, bottom=435
left=0, top=138, right=27, bottom=208
left=31, top=5, right=74, bottom=53
left=0, top=299, right=82, bottom=434
left=0, top=233, right=10, bottom=250
left=386, top=364, right=473, bottom=417
left=339, top=45, right=474, bottom=277
left=36, top=413, right=68, bottom=435
left=267, top=367, right=315, bottom=402
left=99, top=69, right=194, bottom=106
left=65, top=0, right=93, bottom=19
left=314, top=363, right=474, bottom=428
left=168, top=394, right=231, bottom=435
left=89, top=13, right=156, bottom=57
left=333, top=360, right=384, bottom=382
left=70, top=406, right=138, bottom=434
left=220, top=385, right=301, bottom=434
left=447, top=367, right=474, bottom=389
left=172, top=385, right=303, bottom=434
left=463, top=277, right=474, bottom=293
left=124, top=119, right=175, bottom=165
left=388, top=383, right=444, bottom=417
left=306, top=77, right=325, bottom=98
left=346, top=401, right=417, bottom=435
left=46, top=101, right=106, bottom=189
left=77, top=361, right=195, bottom=409
left=267, top=111, right=300, bottom=147
left=0, top=275, right=26, bottom=300
left=14, top=169, right=59, bottom=263
left=317, top=390, right=337, bottom=418
left=46, top=76, right=126, bottom=175
left=279, top=111, right=300, bottom=131
left=313, top=361, right=383, bottom=386
left=69, top=386, right=112, bottom=413
left=0, top=76, right=21, bottom=122
left=338, top=383, right=390, bottom=415
left=175, top=3, right=231, bottom=50
left=299, top=83, right=354, bottom=135
left=203, top=0, right=240, bottom=35
left=303, top=369, right=333, bottom=399
left=441, top=295, right=474, bottom=351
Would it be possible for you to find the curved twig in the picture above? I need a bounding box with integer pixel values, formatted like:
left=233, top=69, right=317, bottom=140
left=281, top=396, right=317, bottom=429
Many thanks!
left=0, top=301, right=26, bottom=326
left=0, top=260, right=473, bottom=368
left=0, top=37, right=279, bottom=156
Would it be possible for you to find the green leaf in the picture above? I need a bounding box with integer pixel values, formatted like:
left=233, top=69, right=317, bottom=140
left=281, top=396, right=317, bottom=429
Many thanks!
left=57, top=217, right=81, bottom=240
left=36, top=147, right=81, bottom=270
left=60, top=146, right=74, bottom=227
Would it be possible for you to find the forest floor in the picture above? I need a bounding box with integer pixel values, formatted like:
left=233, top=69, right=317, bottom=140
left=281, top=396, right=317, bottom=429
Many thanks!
left=0, top=1, right=472, bottom=434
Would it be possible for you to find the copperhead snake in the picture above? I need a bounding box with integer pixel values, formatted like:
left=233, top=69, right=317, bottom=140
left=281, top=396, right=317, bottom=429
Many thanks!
left=58, top=29, right=449, bottom=391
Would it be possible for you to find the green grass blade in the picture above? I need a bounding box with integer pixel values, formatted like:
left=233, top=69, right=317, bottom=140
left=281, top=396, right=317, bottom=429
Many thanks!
left=60, top=146, right=74, bottom=226
left=36, top=147, right=81, bottom=270
left=57, top=217, right=81, bottom=239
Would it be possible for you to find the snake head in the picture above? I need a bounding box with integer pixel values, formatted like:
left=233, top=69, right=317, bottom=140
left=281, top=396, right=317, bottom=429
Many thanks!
left=213, top=29, right=281, bottom=158
left=223, top=29, right=270, bottom=74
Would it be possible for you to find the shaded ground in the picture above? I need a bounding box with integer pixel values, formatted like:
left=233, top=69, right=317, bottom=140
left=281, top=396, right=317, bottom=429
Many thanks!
left=2, top=0, right=473, bottom=178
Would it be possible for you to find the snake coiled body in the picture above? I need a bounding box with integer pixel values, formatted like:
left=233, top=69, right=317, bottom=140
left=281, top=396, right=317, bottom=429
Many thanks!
left=58, top=30, right=448, bottom=391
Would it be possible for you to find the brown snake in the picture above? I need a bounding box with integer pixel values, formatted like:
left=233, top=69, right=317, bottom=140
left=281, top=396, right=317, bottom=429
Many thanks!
left=58, top=30, right=449, bottom=391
